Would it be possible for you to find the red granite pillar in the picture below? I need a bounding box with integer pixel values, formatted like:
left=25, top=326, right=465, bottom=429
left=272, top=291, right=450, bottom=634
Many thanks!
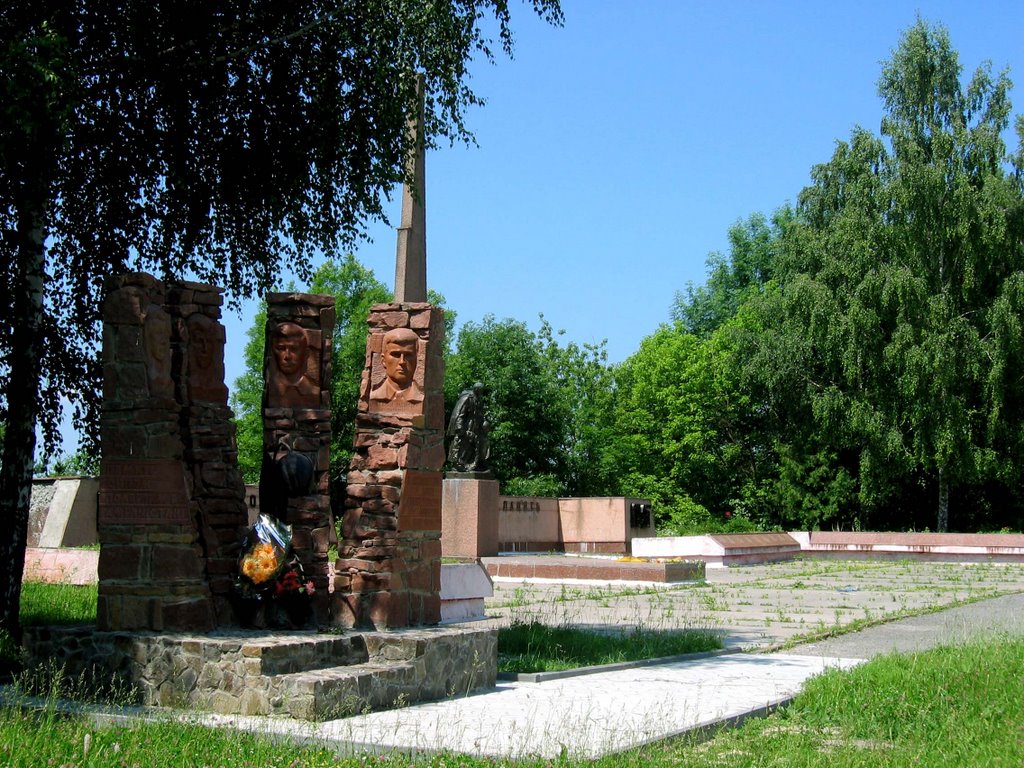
left=261, top=293, right=336, bottom=625
left=167, top=281, right=249, bottom=626
left=97, top=274, right=215, bottom=631
left=334, top=302, right=446, bottom=629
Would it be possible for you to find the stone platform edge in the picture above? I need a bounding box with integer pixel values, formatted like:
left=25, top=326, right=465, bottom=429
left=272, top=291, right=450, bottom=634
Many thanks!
left=22, top=624, right=496, bottom=721
left=482, top=557, right=706, bottom=583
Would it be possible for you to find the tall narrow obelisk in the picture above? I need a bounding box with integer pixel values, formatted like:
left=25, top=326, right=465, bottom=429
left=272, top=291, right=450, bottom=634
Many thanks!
left=394, top=75, right=427, bottom=303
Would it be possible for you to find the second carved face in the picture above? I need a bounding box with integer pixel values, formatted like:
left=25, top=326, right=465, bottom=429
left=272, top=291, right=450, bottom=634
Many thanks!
left=272, top=323, right=309, bottom=377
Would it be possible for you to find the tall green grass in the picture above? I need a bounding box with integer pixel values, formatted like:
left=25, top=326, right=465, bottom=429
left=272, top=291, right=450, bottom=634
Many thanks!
left=0, top=582, right=98, bottom=667
left=498, top=620, right=721, bottom=673
left=19, top=582, right=97, bottom=626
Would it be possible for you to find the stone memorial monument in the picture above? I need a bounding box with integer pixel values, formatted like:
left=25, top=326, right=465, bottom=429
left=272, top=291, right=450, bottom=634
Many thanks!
left=259, top=293, right=335, bottom=625
left=442, top=383, right=500, bottom=559
left=97, top=274, right=248, bottom=630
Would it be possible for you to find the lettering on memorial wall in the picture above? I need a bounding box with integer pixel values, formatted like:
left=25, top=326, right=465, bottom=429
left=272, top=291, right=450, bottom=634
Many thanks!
left=98, top=459, right=191, bottom=525
left=368, top=328, right=424, bottom=414
left=266, top=321, right=320, bottom=408
left=502, top=500, right=542, bottom=512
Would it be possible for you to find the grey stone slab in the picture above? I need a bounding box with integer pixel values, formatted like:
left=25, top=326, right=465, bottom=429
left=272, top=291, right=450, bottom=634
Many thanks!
left=191, top=652, right=861, bottom=760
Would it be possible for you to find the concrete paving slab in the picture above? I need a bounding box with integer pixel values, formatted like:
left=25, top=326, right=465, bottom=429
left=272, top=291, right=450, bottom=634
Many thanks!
left=192, top=652, right=861, bottom=760
left=483, top=559, right=1024, bottom=650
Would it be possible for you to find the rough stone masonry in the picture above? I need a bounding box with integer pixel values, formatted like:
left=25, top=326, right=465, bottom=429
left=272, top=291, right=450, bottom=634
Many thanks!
left=97, top=274, right=248, bottom=631
left=334, top=302, right=446, bottom=629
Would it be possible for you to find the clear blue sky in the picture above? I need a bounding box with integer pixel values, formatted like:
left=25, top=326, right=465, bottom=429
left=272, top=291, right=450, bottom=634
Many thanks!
left=55, top=1, right=1024, bottom=456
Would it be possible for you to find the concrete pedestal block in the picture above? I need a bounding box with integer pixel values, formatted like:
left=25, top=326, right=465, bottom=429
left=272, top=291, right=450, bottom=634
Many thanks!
left=442, top=478, right=499, bottom=559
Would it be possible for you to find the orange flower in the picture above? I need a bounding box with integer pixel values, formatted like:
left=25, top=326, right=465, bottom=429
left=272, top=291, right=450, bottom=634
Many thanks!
left=241, top=542, right=280, bottom=585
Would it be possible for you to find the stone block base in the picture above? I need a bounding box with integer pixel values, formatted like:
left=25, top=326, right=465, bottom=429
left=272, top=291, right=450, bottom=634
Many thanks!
left=23, top=625, right=496, bottom=721
left=441, top=478, right=499, bottom=559
left=440, top=562, right=493, bottom=623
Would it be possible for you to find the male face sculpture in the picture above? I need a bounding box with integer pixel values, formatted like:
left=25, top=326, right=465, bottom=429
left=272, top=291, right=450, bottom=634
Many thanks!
left=189, top=316, right=215, bottom=370
left=382, top=329, right=418, bottom=389
left=272, top=323, right=309, bottom=378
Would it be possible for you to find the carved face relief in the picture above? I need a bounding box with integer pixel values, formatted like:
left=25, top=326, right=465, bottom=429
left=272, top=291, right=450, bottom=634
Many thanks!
left=383, top=339, right=417, bottom=389
left=272, top=323, right=310, bottom=378
left=266, top=322, right=320, bottom=408
left=368, top=328, right=423, bottom=412
left=188, top=314, right=218, bottom=370
left=143, top=304, right=173, bottom=397
left=187, top=313, right=227, bottom=403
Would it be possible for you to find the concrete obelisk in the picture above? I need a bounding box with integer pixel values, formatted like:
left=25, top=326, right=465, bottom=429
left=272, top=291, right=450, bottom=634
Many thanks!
left=394, top=74, right=427, bottom=303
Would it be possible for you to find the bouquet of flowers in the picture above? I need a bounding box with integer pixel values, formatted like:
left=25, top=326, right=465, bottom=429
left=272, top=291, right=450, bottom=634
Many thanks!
left=275, top=567, right=316, bottom=599
left=233, top=513, right=315, bottom=628
left=237, top=513, right=290, bottom=589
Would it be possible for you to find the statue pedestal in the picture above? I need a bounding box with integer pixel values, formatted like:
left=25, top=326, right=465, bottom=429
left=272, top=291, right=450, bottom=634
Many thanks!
left=442, top=476, right=499, bottom=559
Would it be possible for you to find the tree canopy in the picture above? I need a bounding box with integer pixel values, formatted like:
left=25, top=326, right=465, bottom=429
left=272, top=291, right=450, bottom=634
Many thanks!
left=0, top=0, right=562, bottom=636
left=642, top=19, right=1024, bottom=534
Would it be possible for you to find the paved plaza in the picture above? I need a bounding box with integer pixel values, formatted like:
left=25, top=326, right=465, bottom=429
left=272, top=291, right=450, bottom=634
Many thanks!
left=189, top=558, right=1024, bottom=759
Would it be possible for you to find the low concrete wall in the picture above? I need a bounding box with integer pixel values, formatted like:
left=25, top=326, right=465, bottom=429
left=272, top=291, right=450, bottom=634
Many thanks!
left=793, top=531, right=1024, bottom=562
left=635, top=531, right=1024, bottom=566
left=633, top=532, right=800, bottom=566
left=23, top=547, right=99, bottom=585
left=498, top=496, right=560, bottom=551
left=497, top=496, right=653, bottom=554
left=559, top=497, right=655, bottom=554
left=29, top=477, right=98, bottom=548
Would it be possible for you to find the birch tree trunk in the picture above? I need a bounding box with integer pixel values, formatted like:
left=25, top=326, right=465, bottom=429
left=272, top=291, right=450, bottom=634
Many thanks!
left=0, top=198, right=46, bottom=639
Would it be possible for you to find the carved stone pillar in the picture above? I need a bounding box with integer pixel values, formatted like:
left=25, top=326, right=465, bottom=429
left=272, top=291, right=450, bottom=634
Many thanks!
left=167, top=281, right=249, bottom=626
left=97, top=274, right=215, bottom=631
left=334, top=302, right=446, bottom=629
left=260, top=293, right=335, bottom=625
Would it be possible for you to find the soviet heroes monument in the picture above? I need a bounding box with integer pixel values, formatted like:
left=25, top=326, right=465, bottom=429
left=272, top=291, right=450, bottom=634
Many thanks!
left=96, top=69, right=444, bottom=632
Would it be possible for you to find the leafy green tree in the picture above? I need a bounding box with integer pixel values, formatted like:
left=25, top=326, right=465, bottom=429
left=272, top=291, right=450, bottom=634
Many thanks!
left=445, top=316, right=571, bottom=489
left=746, top=19, right=1024, bottom=531
left=0, top=0, right=562, bottom=636
left=536, top=319, right=618, bottom=497
left=672, top=210, right=788, bottom=337
left=608, top=321, right=768, bottom=533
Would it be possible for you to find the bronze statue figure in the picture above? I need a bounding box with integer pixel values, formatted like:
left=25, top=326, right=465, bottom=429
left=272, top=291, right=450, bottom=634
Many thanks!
left=447, top=382, right=491, bottom=473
